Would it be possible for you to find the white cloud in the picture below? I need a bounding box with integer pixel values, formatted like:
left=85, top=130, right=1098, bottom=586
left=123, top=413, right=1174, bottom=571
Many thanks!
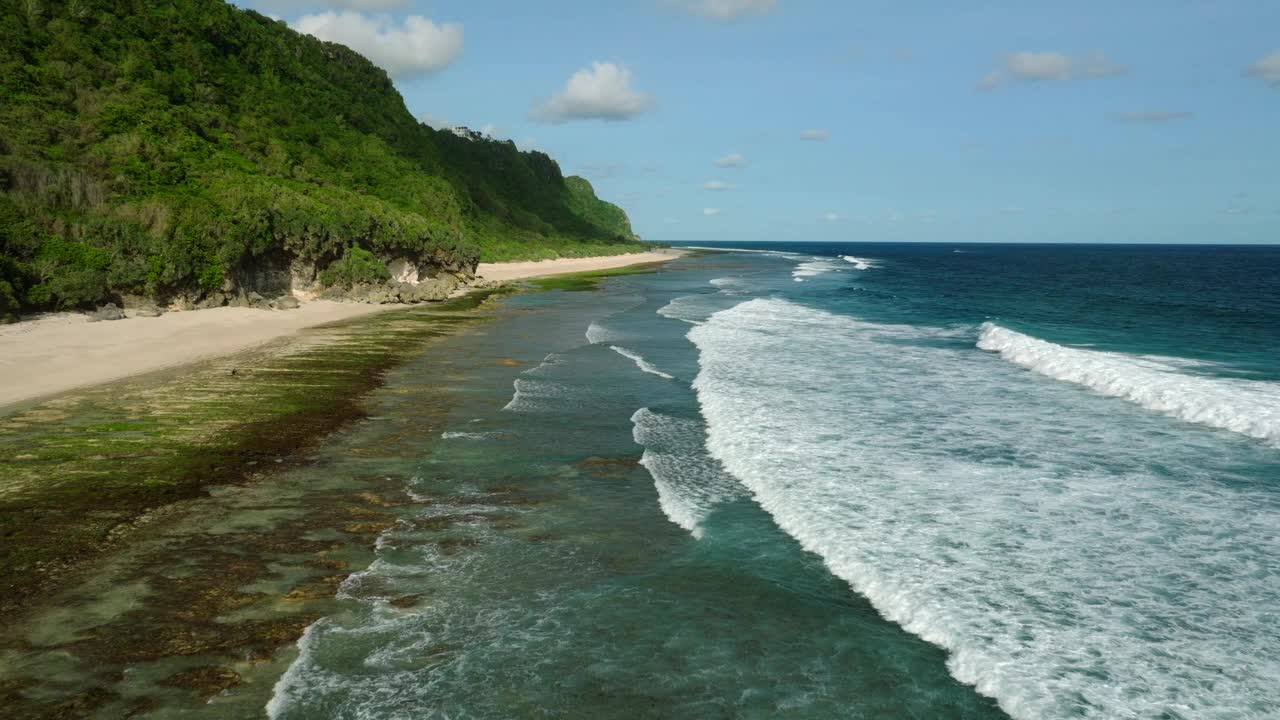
left=714, top=152, right=746, bottom=168
left=979, top=51, right=1125, bottom=90
left=1248, top=50, right=1280, bottom=86
left=820, top=212, right=842, bottom=222
left=1113, top=111, right=1192, bottom=124
left=674, top=0, right=776, bottom=20
left=703, top=180, right=735, bottom=191
left=703, top=207, right=722, bottom=216
left=800, top=128, right=829, bottom=141
left=293, top=12, right=462, bottom=78
left=530, top=62, right=654, bottom=123
left=977, top=71, right=1004, bottom=92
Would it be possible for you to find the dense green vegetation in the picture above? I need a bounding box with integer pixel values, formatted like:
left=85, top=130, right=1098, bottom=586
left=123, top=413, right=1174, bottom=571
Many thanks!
left=318, top=246, right=391, bottom=289
left=0, top=0, right=642, bottom=319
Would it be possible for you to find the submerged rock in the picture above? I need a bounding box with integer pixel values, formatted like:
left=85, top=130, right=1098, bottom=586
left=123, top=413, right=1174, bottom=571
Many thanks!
left=160, top=666, right=242, bottom=701
left=388, top=593, right=422, bottom=609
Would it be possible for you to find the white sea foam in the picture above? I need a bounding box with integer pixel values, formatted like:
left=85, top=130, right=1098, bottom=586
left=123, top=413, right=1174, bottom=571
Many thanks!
left=630, top=408, right=744, bottom=537
left=840, top=255, right=878, bottom=270
left=708, top=276, right=742, bottom=290
left=584, top=319, right=621, bottom=345
left=501, top=354, right=569, bottom=412
left=266, top=620, right=325, bottom=719
left=689, top=297, right=1280, bottom=719
left=608, top=346, right=675, bottom=380
left=441, top=431, right=493, bottom=440
left=791, top=258, right=843, bottom=280
left=656, top=294, right=720, bottom=324
left=978, top=323, right=1280, bottom=444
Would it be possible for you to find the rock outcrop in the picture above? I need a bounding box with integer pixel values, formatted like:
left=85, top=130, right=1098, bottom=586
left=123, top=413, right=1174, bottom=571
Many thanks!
left=89, top=303, right=124, bottom=322
left=317, top=272, right=462, bottom=305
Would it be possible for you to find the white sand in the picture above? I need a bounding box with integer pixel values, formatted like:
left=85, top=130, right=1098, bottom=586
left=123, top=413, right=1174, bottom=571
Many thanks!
left=0, top=250, right=683, bottom=408
left=474, top=249, right=681, bottom=284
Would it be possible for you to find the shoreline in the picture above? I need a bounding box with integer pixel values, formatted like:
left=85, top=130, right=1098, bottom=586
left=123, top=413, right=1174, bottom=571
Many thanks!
left=0, top=296, right=497, bottom=717
left=0, top=252, right=684, bottom=717
left=0, top=249, right=682, bottom=410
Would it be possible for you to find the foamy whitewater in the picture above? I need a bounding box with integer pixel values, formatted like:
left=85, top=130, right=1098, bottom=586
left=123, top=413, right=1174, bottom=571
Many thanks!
left=689, top=296, right=1280, bottom=719
left=265, top=242, right=1280, bottom=720
left=841, top=255, right=878, bottom=269
left=631, top=408, right=743, bottom=537
left=609, top=346, right=674, bottom=380
left=978, top=323, right=1280, bottom=444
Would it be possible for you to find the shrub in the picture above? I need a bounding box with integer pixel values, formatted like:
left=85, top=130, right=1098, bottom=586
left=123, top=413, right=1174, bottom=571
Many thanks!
left=318, top=246, right=389, bottom=288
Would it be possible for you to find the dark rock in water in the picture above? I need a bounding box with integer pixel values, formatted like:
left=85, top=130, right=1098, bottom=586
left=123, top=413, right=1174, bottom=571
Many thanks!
left=389, top=593, right=422, bottom=609
left=272, top=295, right=300, bottom=310
left=89, top=303, right=124, bottom=321
left=159, top=665, right=242, bottom=700
left=134, top=303, right=164, bottom=317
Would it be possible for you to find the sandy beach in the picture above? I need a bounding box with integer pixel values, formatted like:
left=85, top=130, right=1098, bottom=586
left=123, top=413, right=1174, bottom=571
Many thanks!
left=0, top=249, right=681, bottom=409
left=473, top=250, right=678, bottom=284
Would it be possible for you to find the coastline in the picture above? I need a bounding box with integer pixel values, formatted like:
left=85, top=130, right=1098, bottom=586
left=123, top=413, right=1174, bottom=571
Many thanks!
left=0, top=250, right=685, bottom=717
left=0, top=249, right=682, bottom=410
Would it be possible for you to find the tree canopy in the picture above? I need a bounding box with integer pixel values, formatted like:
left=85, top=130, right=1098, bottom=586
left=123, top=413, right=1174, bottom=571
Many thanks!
left=0, top=0, right=641, bottom=318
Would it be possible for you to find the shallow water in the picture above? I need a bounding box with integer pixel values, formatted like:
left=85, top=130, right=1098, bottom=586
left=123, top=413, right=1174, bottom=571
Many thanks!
left=267, top=256, right=1007, bottom=719
left=257, top=244, right=1276, bottom=718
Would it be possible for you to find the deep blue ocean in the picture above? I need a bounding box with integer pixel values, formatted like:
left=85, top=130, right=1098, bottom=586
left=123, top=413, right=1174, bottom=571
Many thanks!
left=267, top=243, right=1280, bottom=720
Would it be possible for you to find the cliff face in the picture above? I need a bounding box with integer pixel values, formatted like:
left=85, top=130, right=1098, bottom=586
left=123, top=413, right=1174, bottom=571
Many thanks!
left=0, top=0, right=643, bottom=318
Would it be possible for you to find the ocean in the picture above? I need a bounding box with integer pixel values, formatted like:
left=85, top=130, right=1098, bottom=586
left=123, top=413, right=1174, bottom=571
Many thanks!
left=266, top=242, right=1280, bottom=719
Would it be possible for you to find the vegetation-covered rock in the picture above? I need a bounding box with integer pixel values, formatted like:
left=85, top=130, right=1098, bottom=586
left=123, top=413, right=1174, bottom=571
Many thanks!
left=0, top=0, right=644, bottom=317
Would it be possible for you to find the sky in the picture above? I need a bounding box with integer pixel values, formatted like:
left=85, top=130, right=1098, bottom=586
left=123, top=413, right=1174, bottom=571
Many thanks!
left=243, top=0, right=1279, bottom=244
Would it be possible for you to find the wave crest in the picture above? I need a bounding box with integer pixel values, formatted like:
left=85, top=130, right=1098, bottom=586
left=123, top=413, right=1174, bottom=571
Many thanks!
left=609, top=346, right=674, bottom=380
left=631, top=408, right=743, bottom=538
left=977, top=322, right=1280, bottom=444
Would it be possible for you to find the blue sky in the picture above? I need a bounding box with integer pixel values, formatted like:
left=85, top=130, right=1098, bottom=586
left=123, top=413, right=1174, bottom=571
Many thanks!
left=246, top=0, right=1279, bottom=244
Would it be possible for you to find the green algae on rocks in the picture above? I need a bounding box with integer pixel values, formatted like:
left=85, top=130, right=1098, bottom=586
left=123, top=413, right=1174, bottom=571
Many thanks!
left=0, top=291, right=517, bottom=718
left=0, top=293, right=500, bottom=622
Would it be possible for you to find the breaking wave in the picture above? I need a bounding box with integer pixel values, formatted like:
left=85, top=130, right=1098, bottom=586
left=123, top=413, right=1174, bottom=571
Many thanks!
left=688, top=297, right=1280, bottom=719
left=609, top=346, right=674, bottom=380
left=841, top=255, right=878, bottom=270
left=978, top=322, right=1280, bottom=444
left=630, top=408, right=743, bottom=538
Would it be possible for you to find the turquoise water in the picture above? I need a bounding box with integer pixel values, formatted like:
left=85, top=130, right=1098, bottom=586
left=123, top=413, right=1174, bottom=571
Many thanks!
left=268, top=244, right=1280, bottom=719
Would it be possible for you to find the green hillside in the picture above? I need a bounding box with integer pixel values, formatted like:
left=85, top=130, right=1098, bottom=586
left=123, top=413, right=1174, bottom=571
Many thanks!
left=0, top=0, right=643, bottom=319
